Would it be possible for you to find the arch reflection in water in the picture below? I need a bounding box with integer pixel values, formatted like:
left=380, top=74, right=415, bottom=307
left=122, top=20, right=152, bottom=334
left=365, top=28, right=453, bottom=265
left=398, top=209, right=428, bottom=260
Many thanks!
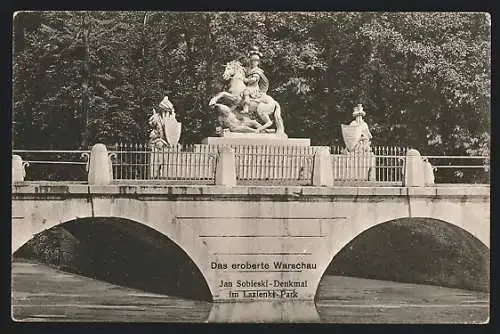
left=207, top=301, right=320, bottom=323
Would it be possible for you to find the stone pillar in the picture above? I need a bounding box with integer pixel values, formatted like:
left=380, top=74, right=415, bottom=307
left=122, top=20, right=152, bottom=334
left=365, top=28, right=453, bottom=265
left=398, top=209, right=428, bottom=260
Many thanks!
left=12, top=155, right=28, bottom=182
left=404, top=149, right=425, bottom=187
left=207, top=301, right=320, bottom=322
left=368, top=165, right=376, bottom=181
left=88, top=144, right=113, bottom=185
left=108, top=153, right=116, bottom=181
left=215, top=146, right=236, bottom=186
left=423, top=158, right=435, bottom=185
left=312, top=147, right=334, bottom=187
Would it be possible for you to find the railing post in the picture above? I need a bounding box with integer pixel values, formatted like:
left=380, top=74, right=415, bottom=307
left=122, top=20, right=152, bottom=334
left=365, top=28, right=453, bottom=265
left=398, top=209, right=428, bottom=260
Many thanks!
left=312, top=147, right=334, bottom=187
left=404, top=149, right=425, bottom=187
left=88, top=143, right=113, bottom=185
left=215, top=146, right=236, bottom=186
left=108, top=152, right=116, bottom=181
left=12, top=155, right=28, bottom=182
left=423, top=157, right=435, bottom=185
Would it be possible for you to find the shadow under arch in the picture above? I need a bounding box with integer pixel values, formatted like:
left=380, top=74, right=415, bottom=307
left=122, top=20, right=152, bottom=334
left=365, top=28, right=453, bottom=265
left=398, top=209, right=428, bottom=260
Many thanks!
left=315, top=217, right=490, bottom=301
left=14, top=217, right=212, bottom=302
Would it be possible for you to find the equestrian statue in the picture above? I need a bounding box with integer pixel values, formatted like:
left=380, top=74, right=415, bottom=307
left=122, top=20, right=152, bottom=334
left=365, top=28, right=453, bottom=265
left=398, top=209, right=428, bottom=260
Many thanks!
left=209, top=46, right=287, bottom=138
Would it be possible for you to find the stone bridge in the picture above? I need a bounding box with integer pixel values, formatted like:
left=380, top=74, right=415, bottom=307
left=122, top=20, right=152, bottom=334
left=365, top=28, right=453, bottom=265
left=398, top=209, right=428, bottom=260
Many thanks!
left=11, top=182, right=490, bottom=303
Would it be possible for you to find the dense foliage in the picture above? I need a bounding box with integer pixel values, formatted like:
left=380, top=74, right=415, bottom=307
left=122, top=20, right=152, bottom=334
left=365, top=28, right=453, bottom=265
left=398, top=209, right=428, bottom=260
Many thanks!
left=13, top=12, right=490, bottom=156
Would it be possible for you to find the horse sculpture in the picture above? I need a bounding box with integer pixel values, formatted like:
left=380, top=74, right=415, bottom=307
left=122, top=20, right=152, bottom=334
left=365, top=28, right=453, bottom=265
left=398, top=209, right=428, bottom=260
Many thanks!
left=209, top=60, right=286, bottom=136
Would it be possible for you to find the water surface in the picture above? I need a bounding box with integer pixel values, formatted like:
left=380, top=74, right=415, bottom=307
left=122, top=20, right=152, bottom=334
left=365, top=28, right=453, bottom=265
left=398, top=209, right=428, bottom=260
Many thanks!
left=11, top=259, right=489, bottom=323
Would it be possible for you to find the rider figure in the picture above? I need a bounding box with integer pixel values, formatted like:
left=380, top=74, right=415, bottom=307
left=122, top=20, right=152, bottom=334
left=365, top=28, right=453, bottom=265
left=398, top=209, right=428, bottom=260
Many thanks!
left=241, top=46, right=269, bottom=114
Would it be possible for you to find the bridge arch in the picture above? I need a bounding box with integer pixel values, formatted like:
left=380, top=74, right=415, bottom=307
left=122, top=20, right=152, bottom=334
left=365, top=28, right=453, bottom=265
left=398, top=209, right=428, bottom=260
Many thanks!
left=12, top=214, right=214, bottom=299
left=315, top=216, right=490, bottom=299
left=12, top=183, right=490, bottom=302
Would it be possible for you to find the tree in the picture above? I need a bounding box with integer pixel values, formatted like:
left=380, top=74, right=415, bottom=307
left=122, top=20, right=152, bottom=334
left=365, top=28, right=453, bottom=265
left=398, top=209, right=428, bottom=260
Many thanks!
left=12, top=11, right=490, bottom=157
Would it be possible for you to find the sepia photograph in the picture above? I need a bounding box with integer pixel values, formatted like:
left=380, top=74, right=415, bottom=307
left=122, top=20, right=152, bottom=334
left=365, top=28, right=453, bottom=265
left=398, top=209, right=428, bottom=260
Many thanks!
left=11, top=11, right=490, bottom=323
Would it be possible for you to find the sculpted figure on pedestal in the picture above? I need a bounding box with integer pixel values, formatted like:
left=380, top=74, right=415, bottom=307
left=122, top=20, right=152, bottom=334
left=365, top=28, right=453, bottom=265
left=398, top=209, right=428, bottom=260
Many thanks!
left=148, top=96, right=182, bottom=179
left=209, top=46, right=286, bottom=138
left=341, top=104, right=373, bottom=152
left=148, top=96, right=182, bottom=148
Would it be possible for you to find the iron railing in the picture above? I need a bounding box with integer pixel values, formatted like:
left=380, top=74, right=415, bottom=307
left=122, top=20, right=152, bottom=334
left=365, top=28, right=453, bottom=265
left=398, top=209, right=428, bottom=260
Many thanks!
left=110, top=143, right=217, bottom=182
left=12, top=145, right=490, bottom=185
left=233, top=145, right=315, bottom=184
left=424, top=155, right=490, bottom=184
left=331, top=146, right=407, bottom=185
left=11, top=149, right=90, bottom=181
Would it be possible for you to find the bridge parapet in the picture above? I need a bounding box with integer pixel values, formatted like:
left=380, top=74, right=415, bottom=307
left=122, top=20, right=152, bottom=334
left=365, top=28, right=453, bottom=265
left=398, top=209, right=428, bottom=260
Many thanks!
left=11, top=182, right=491, bottom=198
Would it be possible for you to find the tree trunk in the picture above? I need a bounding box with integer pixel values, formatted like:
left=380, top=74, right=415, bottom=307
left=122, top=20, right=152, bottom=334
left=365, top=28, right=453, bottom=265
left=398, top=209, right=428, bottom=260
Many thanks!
left=13, top=13, right=25, bottom=53
left=139, top=12, right=148, bottom=122
left=142, top=12, right=148, bottom=58
left=80, top=13, right=91, bottom=149
left=359, top=13, right=378, bottom=105
left=205, top=14, right=214, bottom=98
left=182, top=16, right=196, bottom=77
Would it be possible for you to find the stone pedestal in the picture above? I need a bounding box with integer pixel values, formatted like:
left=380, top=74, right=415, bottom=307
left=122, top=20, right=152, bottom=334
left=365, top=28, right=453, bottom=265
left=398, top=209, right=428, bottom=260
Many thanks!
left=207, top=301, right=320, bottom=322
left=196, top=137, right=320, bottom=182
left=201, top=135, right=310, bottom=147
left=146, top=135, right=336, bottom=184
left=215, top=147, right=236, bottom=186
left=404, top=149, right=425, bottom=187
left=312, top=148, right=334, bottom=187
left=423, top=159, right=435, bottom=185
left=88, top=144, right=113, bottom=185
left=12, top=155, right=28, bottom=182
left=404, top=149, right=435, bottom=187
